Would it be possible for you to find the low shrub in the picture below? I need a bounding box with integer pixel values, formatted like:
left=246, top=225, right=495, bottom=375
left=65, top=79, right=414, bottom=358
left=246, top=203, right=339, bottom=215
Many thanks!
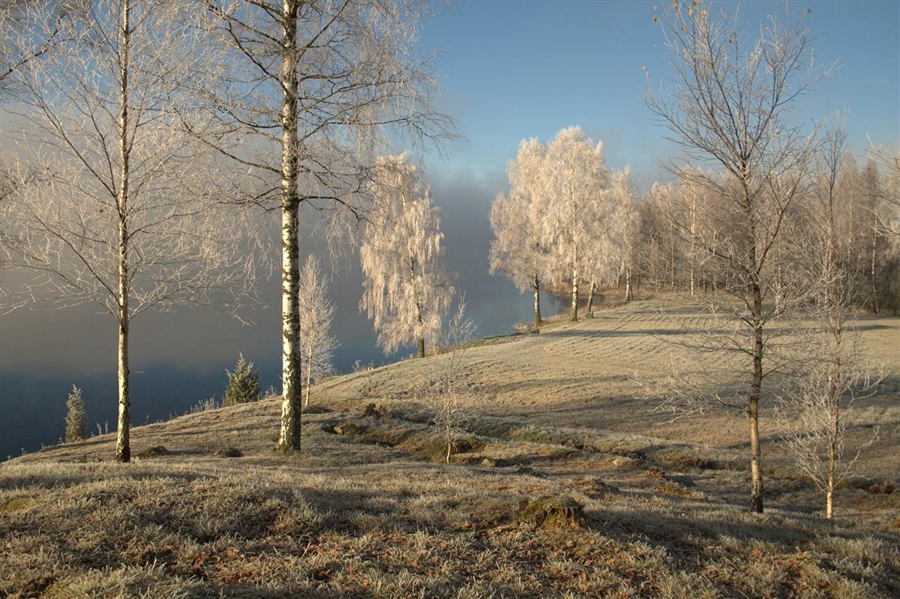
left=224, top=354, right=260, bottom=406
left=64, top=385, right=87, bottom=443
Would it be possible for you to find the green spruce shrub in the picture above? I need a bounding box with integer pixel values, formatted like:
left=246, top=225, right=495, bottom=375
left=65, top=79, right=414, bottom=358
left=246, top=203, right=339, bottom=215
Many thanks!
left=224, top=354, right=260, bottom=406
left=65, top=385, right=87, bottom=443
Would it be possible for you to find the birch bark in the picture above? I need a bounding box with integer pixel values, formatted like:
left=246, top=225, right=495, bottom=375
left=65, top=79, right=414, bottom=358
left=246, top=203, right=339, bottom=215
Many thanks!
left=276, top=0, right=302, bottom=452
left=114, top=0, right=132, bottom=463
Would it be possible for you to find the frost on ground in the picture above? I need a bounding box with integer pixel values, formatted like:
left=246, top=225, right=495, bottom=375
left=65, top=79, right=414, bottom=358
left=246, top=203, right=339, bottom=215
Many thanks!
left=2, top=298, right=898, bottom=598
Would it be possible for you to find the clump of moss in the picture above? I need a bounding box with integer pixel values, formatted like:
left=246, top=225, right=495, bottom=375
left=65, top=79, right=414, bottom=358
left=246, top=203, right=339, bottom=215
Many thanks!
left=135, top=446, right=168, bottom=458
left=397, top=430, right=484, bottom=463
left=655, top=481, right=702, bottom=499
left=570, top=477, right=619, bottom=500
left=2, top=497, right=39, bottom=513
left=516, top=495, right=585, bottom=529
left=212, top=447, right=242, bottom=458
left=332, top=422, right=363, bottom=436
left=643, top=466, right=666, bottom=480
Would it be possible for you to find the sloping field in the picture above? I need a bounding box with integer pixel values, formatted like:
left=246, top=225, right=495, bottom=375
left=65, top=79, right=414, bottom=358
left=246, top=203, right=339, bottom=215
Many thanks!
left=2, top=298, right=898, bottom=598
left=315, top=297, right=899, bottom=483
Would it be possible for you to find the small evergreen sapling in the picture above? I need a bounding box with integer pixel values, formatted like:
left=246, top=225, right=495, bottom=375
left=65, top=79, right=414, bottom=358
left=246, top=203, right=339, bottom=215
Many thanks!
left=65, top=385, right=87, bottom=443
left=224, top=354, right=260, bottom=406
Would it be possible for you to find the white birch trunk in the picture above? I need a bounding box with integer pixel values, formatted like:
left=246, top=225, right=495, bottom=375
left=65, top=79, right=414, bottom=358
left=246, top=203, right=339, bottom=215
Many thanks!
left=826, top=399, right=839, bottom=519
left=114, top=0, right=132, bottom=464
left=278, top=202, right=301, bottom=450
left=570, top=246, right=579, bottom=321
left=689, top=194, right=697, bottom=296
left=586, top=277, right=596, bottom=317
left=749, top=226, right=765, bottom=514
left=304, top=345, right=313, bottom=407
left=625, top=266, right=633, bottom=301
left=870, top=231, right=879, bottom=314
left=277, top=0, right=302, bottom=452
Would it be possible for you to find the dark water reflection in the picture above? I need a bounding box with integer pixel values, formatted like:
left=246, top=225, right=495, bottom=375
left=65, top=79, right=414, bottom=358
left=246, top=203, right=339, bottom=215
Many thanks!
left=0, top=290, right=562, bottom=461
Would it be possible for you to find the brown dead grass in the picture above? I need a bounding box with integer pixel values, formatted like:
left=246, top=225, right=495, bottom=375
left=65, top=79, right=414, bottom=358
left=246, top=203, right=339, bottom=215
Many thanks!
left=2, top=297, right=898, bottom=598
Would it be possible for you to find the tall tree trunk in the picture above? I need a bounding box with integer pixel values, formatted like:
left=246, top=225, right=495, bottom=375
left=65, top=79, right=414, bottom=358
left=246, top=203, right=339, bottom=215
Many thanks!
left=114, top=0, right=131, bottom=464
left=625, top=267, right=633, bottom=301
left=304, top=347, right=313, bottom=407
left=749, top=257, right=765, bottom=513
left=444, top=418, right=452, bottom=463
left=735, top=171, right=765, bottom=514
left=669, top=236, right=676, bottom=290
left=415, top=300, right=426, bottom=358
left=570, top=273, right=579, bottom=321
left=689, top=195, right=697, bottom=296
left=825, top=328, right=843, bottom=520
left=116, top=254, right=130, bottom=463
left=826, top=335, right=842, bottom=520
left=870, top=230, right=879, bottom=314
left=570, top=248, right=579, bottom=322
left=749, top=316, right=764, bottom=514
left=586, top=278, right=596, bottom=317
left=826, top=394, right=839, bottom=519
left=826, top=235, right=844, bottom=519
left=746, top=187, right=765, bottom=513
left=279, top=201, right=301, bottom=449
left=277, top=0, right=302, bottom=452
left=532, top=273, right=542, bottom=329
left=689, top=259, right=696, bottom=296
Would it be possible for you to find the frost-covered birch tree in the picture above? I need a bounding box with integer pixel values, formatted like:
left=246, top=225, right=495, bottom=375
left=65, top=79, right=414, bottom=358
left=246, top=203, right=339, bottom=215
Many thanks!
left=427, top=300, right=477, bottom=463
left=868, top=141, right=900, bottom=241
left=777, top=122, right=883, bottom=519
left=539, top=127, right=609, bottom=322
left=864, top=144, right=900, bottom=313
left=583, top=166, right=640, bottom=311
left=612, top=168, right=641, bottom=301
left=360, top=154, right=453, bottom=358
left=199, top=0, right=453, bottom=452
left=489, top=139, right=551, bottom=329
left=646, top=0, right=826, bottom=512
left=298, top=254, right=338, bottom=407
left=0, top=0, right=255, bottom=463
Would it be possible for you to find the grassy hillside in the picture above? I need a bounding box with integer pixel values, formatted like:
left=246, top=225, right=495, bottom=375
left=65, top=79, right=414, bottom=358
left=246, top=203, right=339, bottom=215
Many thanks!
left=2, top=298, right=898, bottom=598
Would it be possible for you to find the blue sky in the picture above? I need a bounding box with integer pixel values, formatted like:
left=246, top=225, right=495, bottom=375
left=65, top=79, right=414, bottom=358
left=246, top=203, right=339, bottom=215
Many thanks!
left=420, top=0, right=900, bottom=189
